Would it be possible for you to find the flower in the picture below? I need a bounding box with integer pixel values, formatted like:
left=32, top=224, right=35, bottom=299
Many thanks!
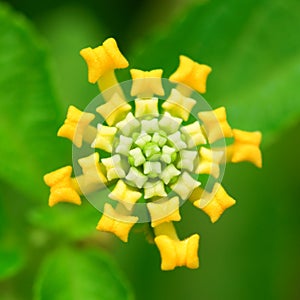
left=44, top=37, right=262, bottom=271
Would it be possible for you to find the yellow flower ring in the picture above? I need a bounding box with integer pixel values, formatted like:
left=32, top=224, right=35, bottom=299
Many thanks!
left=44, top=38, right=262, bottom=271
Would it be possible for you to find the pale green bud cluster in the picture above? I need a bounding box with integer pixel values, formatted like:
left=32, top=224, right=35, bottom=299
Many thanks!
left=112, top=111, right=199, bottom=197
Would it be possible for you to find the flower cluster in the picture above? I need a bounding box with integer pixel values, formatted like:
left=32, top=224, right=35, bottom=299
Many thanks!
left=44, top=38, right=262, bottom=270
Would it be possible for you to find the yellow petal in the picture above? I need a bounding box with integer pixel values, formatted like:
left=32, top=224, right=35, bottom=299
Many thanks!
left=195, top=147, right=224, bottom=178
left=192, top=183, right=236, bottom=223
left=115, top=112, right=140, bottom=136
left=134, top=97, right=159, bottom=118
left=169, top=55, right=211, bottom=93
left=96, top=203, right=138, bottom=242
left=102, top=38, right=129, bottom=69
left=227, top=129, right=262, bottom=168
left=198, top=107, right=233, bottom=143
left=57, top=105, right=95, bottom=147
left=155, top=234, right=200, bottom=270
left=96, top=93, right=131, bottom=126
left=91, top=124, right=117, bottom=153
left=80, top=38, right=129, bottom=83
left=101, top=154, right=126, bottom=181
left=147, top=197, right=181, bottom=228
left=43, top=166, right=81, bottom=207
left=130, top=69, right=164, bottom=97
left=109, top=180, right=142, bottom=211
left=170, top=172, right=200, bottom=200
left=162, top=88, right=196, bottom=121
left=77, top=153, right=107, bottom=193
left=144, top=180, right=167, bottom=199
left=181, top=121, right=207, bottom=148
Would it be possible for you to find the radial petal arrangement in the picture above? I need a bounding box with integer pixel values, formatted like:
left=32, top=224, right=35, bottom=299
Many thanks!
left=43, top=37, right=262, bottom=271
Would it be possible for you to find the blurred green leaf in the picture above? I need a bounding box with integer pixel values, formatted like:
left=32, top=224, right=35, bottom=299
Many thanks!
left=0, top=3, right=68, bottom=200
left=27, top=202, right=100, bottom=241
left=38, top=4, right=104, bottom=108
left=0, top=248, right=25, bottom=280
left=0, top=191, right=26, bottom=280
left=130, top=0, right=300, bottom=146
left=34, top=247, right=134, bottom=300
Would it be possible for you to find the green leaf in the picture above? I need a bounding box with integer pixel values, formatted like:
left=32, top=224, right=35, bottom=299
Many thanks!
left=129, top=0, right=300, bottom=146
left=0, top=4, right=68, bottom=200
left=37, top=4, right=104, bottom=108
left=0, top=248, right=25, bottom=280
left=27, top=201, right=100, bottom=241
left=0, top=190, right=26, bottom=280
left=34, top=247, right=134, bottom=300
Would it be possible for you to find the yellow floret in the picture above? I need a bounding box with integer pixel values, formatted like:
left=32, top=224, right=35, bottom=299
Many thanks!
left=181, top=121, right=207, bottom=148
left=227, top=129, right=262, bottom=168
left=43, top=166, right=81, bottom=207
left=134, top=97, right=159, bottom=118
left=191, top=183, right=236, bottom=223
left=57, top=105, right=95, bottom=148
left=147, top=197, right=181, bottom=228
left=195, top=147, right=224, bottom=178
left=96, top=93, right=131, bottom=126
left=96, top=203, right=138, bottom=242
left=101, top=155, right=126, bottom=181
left=80, top=37, right=129, bottom=84
left=155, top=234, right=200, bottom=270
left=77, top=153, right=107, bottom=193
left=198, top=106, right=233, bottom=143
left=91, top=124, right=117, bottom=153
left=109, top=180, right=142, bottom=211
left=130, top=69, right=164, bottom=97
left=162, top=88, right=196, bottom=121
left=169, top=55, right=211, bottom=94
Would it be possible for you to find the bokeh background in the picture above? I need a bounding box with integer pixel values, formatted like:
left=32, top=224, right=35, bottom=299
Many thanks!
left=0, top=0, right=299, bottom=299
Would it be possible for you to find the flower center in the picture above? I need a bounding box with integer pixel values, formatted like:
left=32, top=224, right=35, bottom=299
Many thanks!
left=112, top=112, right=198, bottom=193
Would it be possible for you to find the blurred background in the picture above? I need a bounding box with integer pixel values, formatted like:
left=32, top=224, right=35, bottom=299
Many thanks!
left=0, top=0, right=299, bottom=299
